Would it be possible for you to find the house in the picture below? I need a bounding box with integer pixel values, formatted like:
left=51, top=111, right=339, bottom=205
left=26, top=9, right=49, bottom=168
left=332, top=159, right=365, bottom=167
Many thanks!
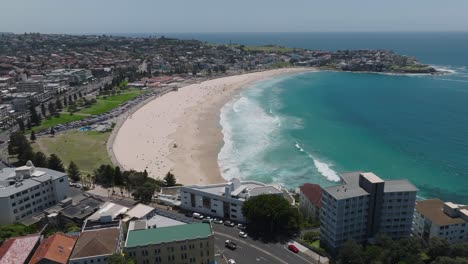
left=299, top=183, right=322, bottom=220
left=28, top=233, right=77, bottom=264
left=0, top=234, right=41, bottom=264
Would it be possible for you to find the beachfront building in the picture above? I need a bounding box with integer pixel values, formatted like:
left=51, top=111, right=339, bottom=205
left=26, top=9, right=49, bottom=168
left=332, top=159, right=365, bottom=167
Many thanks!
left=0, top=161, right=69, bottom=225
left=69, top=219, right=124, bottom=264
left=320, top=172, right=418, bottom=253
left=124, top=223, right=215, bottom=264
left=180, top=178, right=288, bottom=223
left=412, top=199, right=468, bottom=243
left=299, top=183, right=322, bottom=221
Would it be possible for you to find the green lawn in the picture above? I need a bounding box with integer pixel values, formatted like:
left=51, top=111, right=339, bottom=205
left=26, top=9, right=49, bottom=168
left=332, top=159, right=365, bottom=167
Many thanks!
left=33, top=130, right=112, bottom=174
left=31, top=89, right=145, bottom=132
left=78, top=89, right=144, bottom=115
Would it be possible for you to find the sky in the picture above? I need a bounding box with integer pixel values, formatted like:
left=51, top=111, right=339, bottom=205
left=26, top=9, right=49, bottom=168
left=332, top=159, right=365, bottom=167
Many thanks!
left=1, top=0, right=467, bottom=34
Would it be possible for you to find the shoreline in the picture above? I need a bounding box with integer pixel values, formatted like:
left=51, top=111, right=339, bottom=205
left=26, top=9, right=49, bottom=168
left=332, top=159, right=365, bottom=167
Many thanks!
left=111, top=68, right=315, bottom=185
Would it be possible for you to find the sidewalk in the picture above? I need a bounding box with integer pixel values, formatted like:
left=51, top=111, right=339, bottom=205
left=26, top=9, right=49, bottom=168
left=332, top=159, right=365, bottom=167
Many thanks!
left=289, top=240, right=330, bottom=264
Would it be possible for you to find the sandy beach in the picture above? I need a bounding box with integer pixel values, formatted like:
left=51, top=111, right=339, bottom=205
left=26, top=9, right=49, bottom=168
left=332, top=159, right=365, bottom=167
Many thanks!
left=111, top=68, right=314, bottom=185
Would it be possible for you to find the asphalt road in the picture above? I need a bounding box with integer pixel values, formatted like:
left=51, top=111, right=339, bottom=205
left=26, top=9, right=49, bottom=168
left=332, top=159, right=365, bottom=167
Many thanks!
left=211, top=223, right=316, bottom=264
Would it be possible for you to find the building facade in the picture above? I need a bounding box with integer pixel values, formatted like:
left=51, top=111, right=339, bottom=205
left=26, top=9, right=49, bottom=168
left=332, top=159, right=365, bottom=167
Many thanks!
left=0, top=161, right=69, bottom=225
left=180, top=178, right=286, bottom=223
left=299, top=183, right=322, bottom=221
left=124, top=223, right=215, bottom=264
left=320, top=172, right=418, bottom=253
left=413, top=199, right=468, bottom=243
left=16, top=81, right=44, bottom=93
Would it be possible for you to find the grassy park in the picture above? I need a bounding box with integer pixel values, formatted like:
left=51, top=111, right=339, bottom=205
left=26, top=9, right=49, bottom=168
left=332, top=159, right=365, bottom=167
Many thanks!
left=32, top=130, right=112, bottom=174
left=30, top=89, right=145, bottom=133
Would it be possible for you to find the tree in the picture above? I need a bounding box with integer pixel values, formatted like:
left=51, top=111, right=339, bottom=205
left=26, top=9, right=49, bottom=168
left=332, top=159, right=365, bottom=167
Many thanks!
left=164, top=171, right=177, bottom=187
left=0, top=224, right=36, bottom=241
left=55, top=98, right=63, bottom=110
left=17, top=118, right=25, bottom=132
left=133, top=180, right=157, bottom=204
left=73, top=93, right=78, bottom=100
left=337, top=240, right=365, bottom=264
left=29, top=100, right=41, bottom=126
left=63, top=97, right=68, bottom=106
left=48, top=154, right=65, bottom=172
left=108, top=252, right=134, bottom=264
left=33, top=152, right=48, bottom=167
left=429, top=237, right=451, bottom=260
left=40, top=103, right=46, bottom=117
left=242, top=194, right=302, bottom=236
left=50, top=127, right=55, bottom=136
left=67, top=161, right=81, bottom=182
left=114, top=166, right=123, bottom=186
left=30, top=130, right=36, bottom=141
left=64, top=222, right=81, bottom=233
left=48, top=102, right=56, bottom=116
left=26, top=119, right=32, bottom=130
left=432, top=257, right=468, bottom=264
left=8, top=131, right=34, bottom=164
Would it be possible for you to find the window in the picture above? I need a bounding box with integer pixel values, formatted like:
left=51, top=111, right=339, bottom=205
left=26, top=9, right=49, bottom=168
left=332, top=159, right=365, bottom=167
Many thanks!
left=59, top=178, right=64, bottom=183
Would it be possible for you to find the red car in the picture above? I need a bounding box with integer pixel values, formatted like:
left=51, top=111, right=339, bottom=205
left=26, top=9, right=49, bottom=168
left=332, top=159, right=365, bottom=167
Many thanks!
left=288, top=244, right=299, bottom=253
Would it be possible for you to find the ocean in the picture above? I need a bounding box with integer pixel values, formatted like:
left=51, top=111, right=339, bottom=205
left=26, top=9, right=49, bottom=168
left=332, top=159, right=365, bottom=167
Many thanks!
left=128, top=32, right=468, bottom=203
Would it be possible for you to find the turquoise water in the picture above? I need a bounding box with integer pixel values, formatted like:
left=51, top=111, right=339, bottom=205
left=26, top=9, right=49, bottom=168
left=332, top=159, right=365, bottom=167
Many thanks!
left=219, top=69, right=468, bottom=203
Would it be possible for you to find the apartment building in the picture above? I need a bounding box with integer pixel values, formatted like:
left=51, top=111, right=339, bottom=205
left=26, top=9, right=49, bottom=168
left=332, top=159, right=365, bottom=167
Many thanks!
left=16, top=80, right=45, bottom=93
left=320, top=172, right=418, bottom=253
left=0, top=161, right=69, bottom=225
left=180, top=178, right=286, bottom=223
left=299, top=183, right=322, bottom=221
left=413, top=199, right=468, bottom=243
left=124, top=223, right=215, bottom=264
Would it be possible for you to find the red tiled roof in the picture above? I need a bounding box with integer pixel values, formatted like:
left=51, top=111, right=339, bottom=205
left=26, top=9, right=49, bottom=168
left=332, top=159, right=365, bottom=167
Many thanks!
left=299, top=183, right=323, bottom=208
left=29, top=233, right=77, bottom=264
left=0, top=234, right=41, bottom=264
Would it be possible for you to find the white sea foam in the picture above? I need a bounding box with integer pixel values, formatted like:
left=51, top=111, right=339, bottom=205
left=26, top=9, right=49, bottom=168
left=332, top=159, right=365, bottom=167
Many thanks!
left=218, top=92, right=281, bottom=181
left=432, top=65, right=457, bottom=74
left=294, top=142, right=340, bottom=182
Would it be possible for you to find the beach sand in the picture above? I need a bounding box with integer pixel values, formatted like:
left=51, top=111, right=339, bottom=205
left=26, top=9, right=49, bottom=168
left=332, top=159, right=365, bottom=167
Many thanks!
left=111, top=68, right=314, bottom=185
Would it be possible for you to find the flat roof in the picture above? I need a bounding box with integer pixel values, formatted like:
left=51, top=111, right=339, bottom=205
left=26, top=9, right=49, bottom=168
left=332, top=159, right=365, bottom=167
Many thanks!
left=88, top=202, right=128, bottom=220
left=416, top=199, right=468, bottom=226
left=125, top=203, right=154, bottom=219
left=384, top=179, right=418, bottom=193
left=125, top=223, right=212, bottom=247
left=361, top=172, right=384, bottom=184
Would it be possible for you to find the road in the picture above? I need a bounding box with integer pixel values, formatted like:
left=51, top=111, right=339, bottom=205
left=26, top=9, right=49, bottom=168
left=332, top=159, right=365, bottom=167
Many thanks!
left=211, top=223, right=317, bottom=264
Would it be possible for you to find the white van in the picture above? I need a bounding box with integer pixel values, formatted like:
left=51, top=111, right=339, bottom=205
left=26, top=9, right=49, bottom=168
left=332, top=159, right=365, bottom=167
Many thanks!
left=192, top=212, right=203, bottom=219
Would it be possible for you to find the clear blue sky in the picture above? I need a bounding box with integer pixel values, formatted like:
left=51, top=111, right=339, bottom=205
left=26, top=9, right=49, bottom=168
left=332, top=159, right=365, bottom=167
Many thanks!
left=2, top=0, right=467, bottom=33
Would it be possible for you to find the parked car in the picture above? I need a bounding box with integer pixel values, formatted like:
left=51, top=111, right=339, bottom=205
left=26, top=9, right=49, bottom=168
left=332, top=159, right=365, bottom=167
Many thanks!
left=239, top=231, right=247, bottom=238
left=192, top=213, right=203, bottom=219
left=237, top=224, right=246, bottom=230
left=228, top=259, right=236, bottom=264
left=288, top=244, right=299, bottom=253
left=224, top=221, right=235, bottom=227
left=213, top=219, right=223, bottom=224
left=225, top=240, right=237, bottom=250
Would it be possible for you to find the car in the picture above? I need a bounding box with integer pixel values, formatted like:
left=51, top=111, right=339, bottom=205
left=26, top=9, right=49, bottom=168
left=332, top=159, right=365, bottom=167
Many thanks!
left=288, top=244, right=299, bottom=253
left=224, top=221, right=235, bottom=227
left=228, top=259, right=236, bottom=264
left=225, top=240, right=237, bottom=250
left=237, top=224, right=246, bottom=230
left=239, top=231, right=247, bottom=238
left=213, top=219, right=223, bottom=224
left=192, top=213, right=203, bottom=219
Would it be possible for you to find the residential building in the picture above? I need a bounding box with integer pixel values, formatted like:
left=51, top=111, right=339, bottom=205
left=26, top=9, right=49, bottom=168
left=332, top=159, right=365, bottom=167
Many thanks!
left=69, top=219, right=124, bottom=264
left=0, top=234, right=41, bottom=264
left=87, top=201, right=129, bottom=221
left=46, top=69, right=92, bottom=85
left=16, top=81, right=44, bottom=93
left=320, top=172, right=418, bottom=253
left=413, top=199, right=468, bottom=243
left=28, top=233, right=77, bottom=264
left=0, top=161, right=69, bottom=225
left=124, top=223, right=215, bottom=264
left=180, top=178, right=287, bottom=223
left=44, top=194, right=104, bottom=226
left=299, top=183, right=322, bottom=220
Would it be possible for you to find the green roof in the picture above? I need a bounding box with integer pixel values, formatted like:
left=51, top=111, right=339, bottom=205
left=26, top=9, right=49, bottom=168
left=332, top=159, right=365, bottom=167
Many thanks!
left=125, top=223, right=212, bottom=247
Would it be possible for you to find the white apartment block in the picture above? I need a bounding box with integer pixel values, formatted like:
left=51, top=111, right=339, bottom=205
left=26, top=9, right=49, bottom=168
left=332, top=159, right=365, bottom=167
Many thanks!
left=0, top=161, right=69, bottom=224
left=320, top=172, right=418, bottom=253
left=413, top=199, right=468, bottom=243
left=180, top=178, right=286, bottom=223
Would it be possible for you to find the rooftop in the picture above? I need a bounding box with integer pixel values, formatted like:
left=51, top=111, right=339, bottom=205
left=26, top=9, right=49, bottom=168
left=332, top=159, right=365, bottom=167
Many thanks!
left=0, top=162, right=67, bottom=197
left=125, top=203, right=154, bottom=220
left=70, top=227, right=121, bottom=260
left=87, top=201, right=129, bottom=221
left=299, top=183, right=322, bottom=208
left=28, top=233, right=77, bottom=264
left=415, top=199, right=468, bottom=226
left=125, top=223, right=212, bottom=248
left=0, top=234, right=41, bottom=264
